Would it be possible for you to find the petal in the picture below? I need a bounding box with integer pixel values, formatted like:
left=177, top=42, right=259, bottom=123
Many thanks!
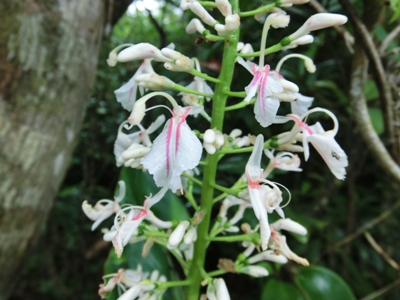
left=307, top=133, right=348, bottom=180
left=245, top=134, right=264, bottom=182
left=114, top=75, right=138, bottom=111
left=254, top=96, right=280, bottom=127
left=236, top=56, right=256, bottom=75
left=266, top=73, right=284, bottom=94
left=290, top=93, right=313, bottom=115
left=244, top=72, right=262, bottom=102
left=141, top=116, right=202, bottom=192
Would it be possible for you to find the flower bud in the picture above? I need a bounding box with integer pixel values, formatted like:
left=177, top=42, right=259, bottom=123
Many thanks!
left=248, top=250, right=288, bottom=264
left=135, top=74, right=175, bottom=89
left=190, top=2, right=217, bottom=26
left=236, top=42, right=244, bottom=51
left=225, top=13, right=240, bottom=32
left=268, top=13, right=290, bottom=29
left=275, top=93, right=298, bottom=102
left=214, top=278, right=231, bottom=300
left=168, top=220, right=190, bottom=249
left=117, top=43, right=171, bottom=63
left=186, top=18, right=206, bottom=34
left=289, top=13, right=348, bottom=41
left=162, top=48, right=194, bottom=72
left=128, top=101, right=146, bottom=125
left=272, top=218, right=307, bottom=235
left=121, top=144, right=150, bottom=160
left=216, top=0, right=232, bottom=16
left=240, top=265, right=269, bottom=277
left=280, top=79, right=299, bottom=93
left=107, top=51, right=118, bottom=67
left=183, top=226, right=197, bottom=244
left=203, top=129, right=216, bottom=143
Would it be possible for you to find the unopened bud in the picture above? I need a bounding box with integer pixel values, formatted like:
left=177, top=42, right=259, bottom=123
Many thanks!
left=272, top=218, right=307, bottom=235
left=216, top=0, right=232, bottom=16
left=135, top=74, right=175, bottom=90
left=128, top=101, right=146, bottom=125
left=280, top=79, right=299, bottom=93
left=183, top=227, right=197, bottom=244
left=168, top=220, right=190, bottom=249
left=203, top=129, right=216, bottom=143
left=289, top=13, right=348, bottom=41
left=190, top=2, right=217, bottom=26
left=186, top=18, right=206, bottom=34
left=268, top=13, right=290, bottom=29
left=240, top=266, right=269, bottom=277
left=162, top=49, right=194, bottom=72
left=117, top=43, right=171, bottom=63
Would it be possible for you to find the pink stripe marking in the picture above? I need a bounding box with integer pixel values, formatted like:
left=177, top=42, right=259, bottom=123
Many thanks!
left=133, top=209, right=147, bottom=220
left=175, top=108, right=191, bottom=155
left=166, top=119, right=174, bottom=176
left=259, top=66, right=270, bottom=114
left=287, top=114, right=313, bottom=135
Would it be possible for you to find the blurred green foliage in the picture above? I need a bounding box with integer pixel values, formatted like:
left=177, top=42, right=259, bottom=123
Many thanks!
left=11, top=1, right=400, bottom=299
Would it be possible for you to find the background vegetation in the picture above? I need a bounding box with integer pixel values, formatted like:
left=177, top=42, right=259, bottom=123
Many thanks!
left=9, top=0, right=400, bottom=299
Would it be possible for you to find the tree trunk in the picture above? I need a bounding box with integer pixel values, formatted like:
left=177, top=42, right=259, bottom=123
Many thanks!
left=0, top=1, right=107, bottom=298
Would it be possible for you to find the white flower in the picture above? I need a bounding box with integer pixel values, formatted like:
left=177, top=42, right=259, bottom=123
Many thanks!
left=82, top=181, right=125, bottom=230
left=278, top=108, right=348, bottom=180
left=237, top=57, right=283, bottom=127
left=129, top=92, right=203, bottom=193
left=245, top=135, right=288, bottom=250
left=203, top=128, right=224, bottom=154
left=114, top=115, right=166, bottom=168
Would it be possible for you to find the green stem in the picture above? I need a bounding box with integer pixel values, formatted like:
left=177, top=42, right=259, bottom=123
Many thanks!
left=184, top=182, right=200, bottom=212
left=173, top=83, right=213, bottom=99
left=198, top=1, right=217, bottom=7
left=184, top=1, right=240, bottom=297
left=224, top=91, right=247, bottom=97
left=239, top=3, right=276, bottom=17
left=191, top=68, right=220, bottom=83
left=182, top=173, right=203, bottom=186
left=211, top=183, right=239, bottom=196
left=238, top=43, right=283, bottom=58
left=225, top=99, right=254, bottom=111
left=209, top=233, right=258, bottom=242
left=158, top=280, right=191, bottom=289
left=207, top=269, right=228, bottom=277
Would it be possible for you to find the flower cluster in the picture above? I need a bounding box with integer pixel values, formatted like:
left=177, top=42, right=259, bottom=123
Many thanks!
left=83, top=1, right=349, bottom=299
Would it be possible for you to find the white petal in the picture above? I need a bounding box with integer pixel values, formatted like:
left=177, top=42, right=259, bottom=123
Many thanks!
left=141, top=116, right=202, bottom=192
left=307, top=133, right=348, bottom=180
left=254, top=96, right=280, bottom=127
left=114, top=75, right=139, bottom=111
left=236, top=56, right=255, bottom=75
left=245, top=134, right=264, bottom=181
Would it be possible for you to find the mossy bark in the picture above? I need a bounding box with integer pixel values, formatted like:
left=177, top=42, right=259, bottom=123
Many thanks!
left=0, top=1, right=106, bottom=299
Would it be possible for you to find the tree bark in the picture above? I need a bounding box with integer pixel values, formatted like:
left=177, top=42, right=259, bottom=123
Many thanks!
left=0, top=1, right=108, bottom=298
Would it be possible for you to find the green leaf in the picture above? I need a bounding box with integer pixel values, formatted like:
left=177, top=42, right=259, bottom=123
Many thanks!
left=364, top=79, right=379, bottom=101
left=368, top=108, right=384, bottom=135
left=261, top=278, right=305, bottom=300
left=295, top=266, right=356, bottom=300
